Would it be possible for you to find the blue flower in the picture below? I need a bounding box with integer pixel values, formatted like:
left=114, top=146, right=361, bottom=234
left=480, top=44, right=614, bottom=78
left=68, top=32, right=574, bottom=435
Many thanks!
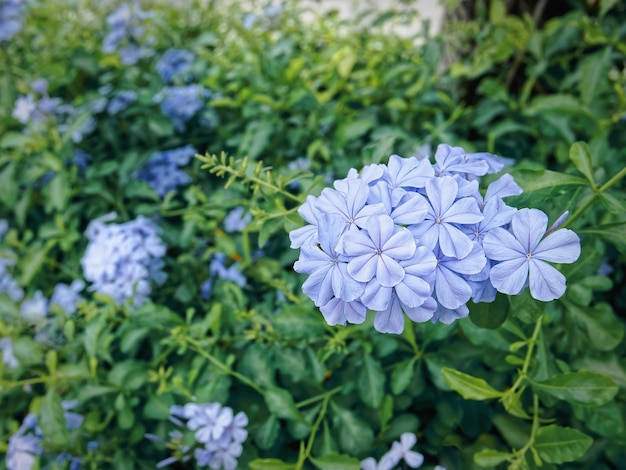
left=102, top=2, right=151, bottom=64
left=294, top=214, right=365, bottom=307
left=107, top=90, right=137, bottom=115
left=289, top=195, right=322, bottom=249
left=433, top=144, right=489, bottom=178
left=319, top=298, right=368, bottom=326
left=0, top=0, right=26, bottom=41
left=408, top=176, right=483, bottom=259
left=136, top=145, right=196, bottom=197
left=20, top=290, right=48, bottom=323
left=223, top=207, right=252, bottom=233
left=340, top=215, right=416, bottom=288
left=81, top=213, right=167, bottom=306
left=483, top=208, right=581, bottom=301
left=50, top=280, right=85, bottom=315
left=0, top=337, right=19, bottom=368
left=432, top=244, right=486, bottom=310
left=157, top=48, right=194, bottom=83
left=157, top=85, right=207, bottom=131
left=209, top=253, right=246, bottom=287
left=0, top=251, right=24, bottom=302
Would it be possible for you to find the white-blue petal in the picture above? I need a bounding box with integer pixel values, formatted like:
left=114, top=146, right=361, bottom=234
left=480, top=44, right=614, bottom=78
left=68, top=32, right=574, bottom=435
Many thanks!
left=489, top=258, right=528, bottom=295
left=529, top=259, right=566, bottom=301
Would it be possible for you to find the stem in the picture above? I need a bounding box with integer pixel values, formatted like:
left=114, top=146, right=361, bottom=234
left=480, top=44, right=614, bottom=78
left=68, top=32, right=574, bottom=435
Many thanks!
left=185, top=337, right=265, bottom=395
left=296, top=393, right=331, bottom=470
left=295, top=386, right=342, bottom=409
left=505, top=315, right=543, bottom=398
left=563, top=164, right=626, bottom=228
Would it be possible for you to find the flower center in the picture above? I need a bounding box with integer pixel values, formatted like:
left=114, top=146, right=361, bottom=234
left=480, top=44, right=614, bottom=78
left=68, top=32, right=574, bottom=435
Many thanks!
left=526, top=252, right=533, bottom=259
left=435, top=217, right=442, bottom=224
left=375, top=248, right=382, bottom=255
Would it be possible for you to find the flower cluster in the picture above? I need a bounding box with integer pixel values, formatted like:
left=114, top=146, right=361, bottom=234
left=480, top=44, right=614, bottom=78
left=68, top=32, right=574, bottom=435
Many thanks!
left=0, top=0, right=26, bottom=41
left=151, top=402, right=248, bottom=470
left=12, top=79, right=61, bottom=128
left=156, top=85, right=209, bottom=132
left=156, top=48, right=194, bottom=83
left=0, top=220, right=24, bottom=303
left=0, top=337, right=19, bottom=368
left=102, top=1, right=152, bottom=65
left=106, top=90, right=137, bottom=115
left=49, top=280, right=85, bottom=316
left=6, top=402, right=84, bottom=470
left=291, top=144, right=581, bottom=333
left=136, top=145, right=196, bottom=197
left=200, top=253, right=247, bottom=300
left=80, top=213, right=167, bottom=307
left=361, top=433, right=424, bottom=470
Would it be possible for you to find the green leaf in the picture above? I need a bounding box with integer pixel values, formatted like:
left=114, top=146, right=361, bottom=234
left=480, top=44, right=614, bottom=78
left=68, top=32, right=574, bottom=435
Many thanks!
left=600, top=0, right=619, bottom=16
left=331, top=402, right=374, bottom=455
left=107, top=360, right=149, bottom=391
left=579, top=47, right=611, bottom=104
left=265, top=387, right=305, bottom=423
left=255, top=414, right=280, bottom=450
left=565, top=301, right=624, bottom=351
left=509, top=169, right=588, bottom=194
left=336, top=119, right=373, bottom=145
left=441, top=368, right=503, bottom=400
left=530, top=371, right=618, bottom=406
left=524, top=94, right=594, bottom=119
left=508, top=290, right=545, bottom=324
left=249, top=459, right=296, bottom=470
left=357, top=353, right=385, bottom=408
left=19, top=244, right=49, bottom=285
left=581, top=223, right=626, bottom=253
left=332, top=46, right=357, bottom=79
left=391, top=357, right=417, bottom=395
left=599, top=190, right=626, bottom=215
left=310, top=454, right=360, bottom=470
left=469, top=293, right=509, bottom=329
left=533, top=425, right=593, bottom=464
left=569, top=142, right=595, bottom=187
left=273, top=306, right=326, bottom=339
left=474, top=449, right=512, bottom=467
left=39, top=391, right=70, bottom=446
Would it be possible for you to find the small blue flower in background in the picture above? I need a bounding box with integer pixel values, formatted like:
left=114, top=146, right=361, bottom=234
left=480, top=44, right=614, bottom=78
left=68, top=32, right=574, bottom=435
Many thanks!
left=0, top=0, right=26, bottom=41
left=102, top=2, right=151, bottom=65
left=81, top=213, right=167, bottom=307
left=0, top=257, right=24, bottom=302
left=0, top=337, right=19, bottom=368
left=6, top=414, right=42, bottom=470
left=50, top=280, right=85, bottom=315
left=157, top=48, right=194, bottom=83
left=156, top=85, right=208, bottom=131
left=106, top=90, right=137, bottom=115
left=20, top=290, right=48, bottom=323
left=136, top=145, right=196, bottom=197
left=209, top=253, right=246, bottom=287
left=223, top=207, right=252, bottom=233
left=483, top=208, right=581, bottom=301
left=160, top=402, right=248, bottom=470
left=361, top=432, right=424, bottom=470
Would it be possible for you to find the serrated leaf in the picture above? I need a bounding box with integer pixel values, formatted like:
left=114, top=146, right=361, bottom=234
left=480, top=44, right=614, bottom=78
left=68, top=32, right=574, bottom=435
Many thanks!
left=474, top=449, right=512, bottom=467
left=441, top=368, right=503, bottom=400
left=310, top=454, right=360, bottom=470
left=569, top=141, right=595, bottom=186
left=357, top=353, right=385, bottom=408
left=530, top=371, right=618, bottom=406
left=265, top=387, right=305, bottom=423
left=391, top=357, right=417, bottom=395
left=534, top=425, right=593, bottom=464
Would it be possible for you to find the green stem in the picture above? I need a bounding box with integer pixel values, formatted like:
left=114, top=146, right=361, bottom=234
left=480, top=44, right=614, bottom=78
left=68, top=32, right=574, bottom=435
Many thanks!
left=296, top=393, right=331, bottom=470
left=294, top=386, right=342, bottom=409
left=563, top=164, right=626, bottom=228
left=506, top=315, right=543, bottom=398
left=185, top=337, right=265, bottom=395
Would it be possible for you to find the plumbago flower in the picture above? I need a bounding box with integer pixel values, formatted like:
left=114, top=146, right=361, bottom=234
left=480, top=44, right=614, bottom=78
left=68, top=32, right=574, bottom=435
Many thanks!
left=290, top=144, right=581, bottom=333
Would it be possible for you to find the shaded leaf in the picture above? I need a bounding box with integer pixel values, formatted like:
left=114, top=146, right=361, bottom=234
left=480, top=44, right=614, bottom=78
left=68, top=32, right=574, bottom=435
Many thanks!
left=265, top=387, right=305, bottom=423
left=530, top=371, right=618, bottom=406
left=534, top=425, right=592, bottom=464
left=358, top=353, right=385, bottom=408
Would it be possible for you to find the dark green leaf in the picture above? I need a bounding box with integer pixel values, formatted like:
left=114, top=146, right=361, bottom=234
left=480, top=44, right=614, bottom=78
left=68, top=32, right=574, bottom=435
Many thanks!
left=524, top=94, right=594, bottom=119
left=255, top=414, right=280, bottom=450
left=566, top=301, right=624, bottom=351
left=530, top=371, right=618, bottom=406
left=469, top=293, right=509, bottom=329
left=441, top=368, right=503, bottom=400
left=391, top=357, right=417, bottom=395
left=265, top=387, right=305, bottom=423
left=331, top=402, right=374, bottom=455
left=358, top=353, right=385, bottom=408
left=534, top=425, right=592, bottom=464
left=579, top=47, right=611, bottom=104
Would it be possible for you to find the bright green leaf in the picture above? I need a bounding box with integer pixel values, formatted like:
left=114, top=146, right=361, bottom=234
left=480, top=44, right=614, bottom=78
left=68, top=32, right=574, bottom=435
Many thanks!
left=39, top=391, right=70, bottom=446
left=441, top=368, right=503, bottom=400
left=534, top=425, right=593, bottom=464
left=310, top=454, right=361, bottom=470
left=473, top=449, right=512, bottom=467
left=249, top=459, right=296, bottom=470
